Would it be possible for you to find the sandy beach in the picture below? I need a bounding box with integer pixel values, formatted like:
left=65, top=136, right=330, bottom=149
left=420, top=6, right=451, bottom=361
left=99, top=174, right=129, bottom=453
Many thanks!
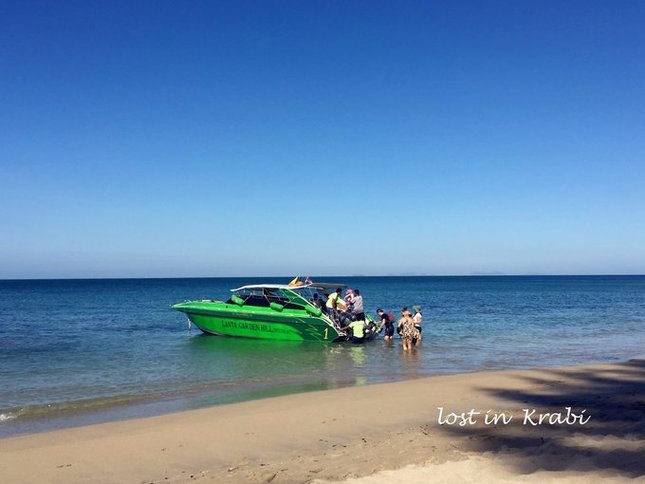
left=2, top=358, right=645, bottom=483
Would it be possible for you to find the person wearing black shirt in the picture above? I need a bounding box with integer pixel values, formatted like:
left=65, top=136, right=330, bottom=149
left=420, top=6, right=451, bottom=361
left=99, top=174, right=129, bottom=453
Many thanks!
left=376, top=308, right=394, bottom=340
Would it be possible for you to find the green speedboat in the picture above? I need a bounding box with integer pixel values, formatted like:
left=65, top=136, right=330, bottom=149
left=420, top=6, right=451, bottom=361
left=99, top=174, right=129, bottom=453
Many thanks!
left=173, top=283, right=351, bottom=342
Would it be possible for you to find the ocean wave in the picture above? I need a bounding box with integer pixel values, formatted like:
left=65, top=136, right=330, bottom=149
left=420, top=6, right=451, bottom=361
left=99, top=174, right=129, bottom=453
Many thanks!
left=0, top=395, right=149, bottom=425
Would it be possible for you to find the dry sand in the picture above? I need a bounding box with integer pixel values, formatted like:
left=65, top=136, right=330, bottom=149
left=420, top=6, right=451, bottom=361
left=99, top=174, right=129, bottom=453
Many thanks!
left=2, top=358, right=645, bottom=483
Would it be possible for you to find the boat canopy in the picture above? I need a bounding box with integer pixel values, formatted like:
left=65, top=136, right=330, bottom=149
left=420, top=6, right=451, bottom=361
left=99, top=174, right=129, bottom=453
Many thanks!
left=231, top=283, right=346, bottom=292
left=300, top=282, right=347, bottom=290
left=230, top=284, right=291, bottom=291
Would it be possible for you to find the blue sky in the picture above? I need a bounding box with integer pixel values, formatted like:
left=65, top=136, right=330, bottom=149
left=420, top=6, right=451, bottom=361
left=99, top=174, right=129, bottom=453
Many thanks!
left=1, top=1, right=644, bottom=278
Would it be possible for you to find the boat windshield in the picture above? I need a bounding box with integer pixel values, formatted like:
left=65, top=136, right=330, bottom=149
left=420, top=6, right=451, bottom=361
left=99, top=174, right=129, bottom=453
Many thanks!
left=293, top=286, right=329, bottom=302
left=227, top=287, right=307, bottom=310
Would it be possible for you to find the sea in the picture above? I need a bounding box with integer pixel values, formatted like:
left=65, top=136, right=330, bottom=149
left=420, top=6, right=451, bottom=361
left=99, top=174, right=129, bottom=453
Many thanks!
left=1, top=276, right=644, bottom=437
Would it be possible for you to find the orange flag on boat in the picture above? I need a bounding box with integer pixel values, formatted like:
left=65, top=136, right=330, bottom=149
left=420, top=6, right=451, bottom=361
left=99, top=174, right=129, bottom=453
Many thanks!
left=288, top=276, right=303, bottom=287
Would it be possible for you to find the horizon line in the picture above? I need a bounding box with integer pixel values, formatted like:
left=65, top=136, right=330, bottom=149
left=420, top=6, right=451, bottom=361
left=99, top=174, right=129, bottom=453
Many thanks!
left=1, top=273, right=645, bottom=282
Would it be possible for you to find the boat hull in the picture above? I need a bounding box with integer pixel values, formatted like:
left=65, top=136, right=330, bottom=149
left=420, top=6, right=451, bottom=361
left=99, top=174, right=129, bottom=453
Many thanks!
left=173, top=301, right=341, bottom=342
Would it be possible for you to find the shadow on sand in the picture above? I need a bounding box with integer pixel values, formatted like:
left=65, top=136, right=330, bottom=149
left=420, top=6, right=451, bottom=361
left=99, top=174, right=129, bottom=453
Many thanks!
left=431, top=358, right=645, bottom=478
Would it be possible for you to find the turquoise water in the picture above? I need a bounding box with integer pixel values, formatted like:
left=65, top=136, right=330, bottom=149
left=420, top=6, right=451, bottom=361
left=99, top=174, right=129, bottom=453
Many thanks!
left=1, top=276, right=644, bottom=436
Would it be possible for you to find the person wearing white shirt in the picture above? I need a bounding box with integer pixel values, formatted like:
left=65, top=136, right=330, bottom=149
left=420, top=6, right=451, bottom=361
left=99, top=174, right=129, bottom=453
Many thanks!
left=350, top=289, right=364, bottom=321
left=412, top=305, right=423, bottom=341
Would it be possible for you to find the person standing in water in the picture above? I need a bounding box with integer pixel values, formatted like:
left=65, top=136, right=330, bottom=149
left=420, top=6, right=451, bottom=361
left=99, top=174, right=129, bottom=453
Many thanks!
left=412, top=305, right=423, bottom=341
left=398, top=308, right=419, bottom=351
left=376, top=308, right=394, bottom=341
left=340, top=319, right=366, bottom=344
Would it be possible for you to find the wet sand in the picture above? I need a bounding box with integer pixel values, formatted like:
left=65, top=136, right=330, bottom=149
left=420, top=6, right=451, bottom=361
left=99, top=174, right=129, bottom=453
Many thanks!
left=2, top=358, right=645, bottom=483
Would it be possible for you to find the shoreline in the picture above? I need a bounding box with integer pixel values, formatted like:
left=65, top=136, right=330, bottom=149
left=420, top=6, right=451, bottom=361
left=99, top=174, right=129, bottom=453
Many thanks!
left=1, top=351, right=635, bottom=440
left=2, top=358, right=645, bottom=483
